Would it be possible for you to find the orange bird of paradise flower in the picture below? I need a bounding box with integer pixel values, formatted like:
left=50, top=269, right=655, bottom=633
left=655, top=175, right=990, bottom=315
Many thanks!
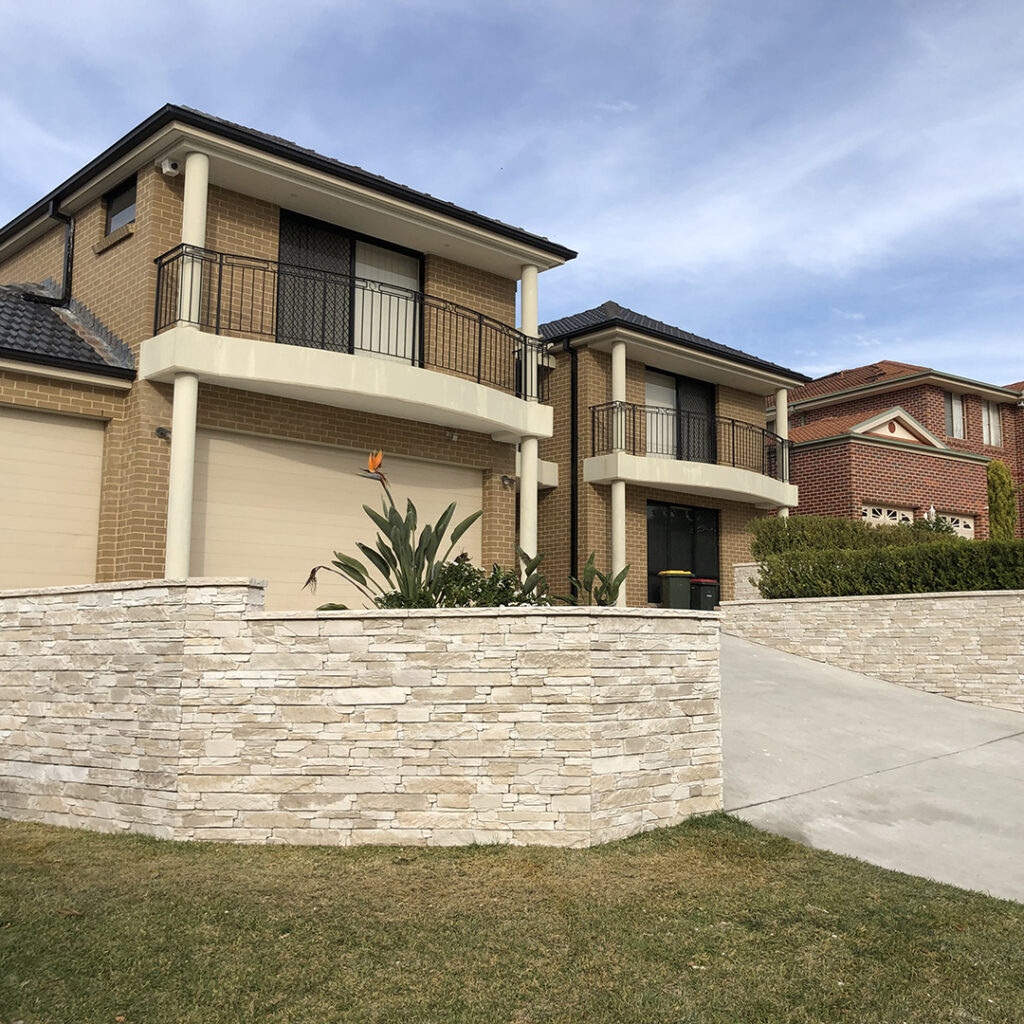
left=360, top=449, right=387, bottom=487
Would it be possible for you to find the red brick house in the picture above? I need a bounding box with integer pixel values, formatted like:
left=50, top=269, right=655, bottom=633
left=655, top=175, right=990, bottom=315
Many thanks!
left=771, top=361, right=1024, bottom=539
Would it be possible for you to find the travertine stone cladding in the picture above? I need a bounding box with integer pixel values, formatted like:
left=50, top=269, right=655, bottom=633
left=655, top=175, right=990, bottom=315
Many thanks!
left=731, top=563, right=761, bottom=601
left=1, top=580, right=722, bottom=847
left=721, top=591, right=1024, bottom=712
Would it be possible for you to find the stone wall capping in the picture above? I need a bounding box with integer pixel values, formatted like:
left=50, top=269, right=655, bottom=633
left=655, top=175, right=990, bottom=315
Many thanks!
left=723, top=589, right=1024, bottom=606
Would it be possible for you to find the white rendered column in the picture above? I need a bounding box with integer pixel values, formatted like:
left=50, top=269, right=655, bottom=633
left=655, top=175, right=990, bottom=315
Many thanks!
left=775, top=386, right=791, bottom=514
left=519, top=435, right=539, bottom=559
left=518, top=265, right=541, bottom=560
left=611, top=478, right=627, bottom=606
left=519, top=264, right=539, bottom=337
left=610, top=338, right=628, bottom=602
left=180, top=151, right=210, bottom=323
left=164, top=372, right=199, bottom=578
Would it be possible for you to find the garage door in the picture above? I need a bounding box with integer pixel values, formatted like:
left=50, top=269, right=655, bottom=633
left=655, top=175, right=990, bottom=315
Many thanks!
left=1, top=406, right=104, bottom=589
left=191, top=430, right=484, bottom=611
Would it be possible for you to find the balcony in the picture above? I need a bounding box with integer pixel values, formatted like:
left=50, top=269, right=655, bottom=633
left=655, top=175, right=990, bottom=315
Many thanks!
left=585, top=401, right=797, bottom=508
left=140, top=245, right=552, bottom=442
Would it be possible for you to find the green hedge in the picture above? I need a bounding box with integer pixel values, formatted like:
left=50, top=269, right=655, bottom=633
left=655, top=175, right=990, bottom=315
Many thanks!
left=757, top=539, right=1024, bottom=599
left=749, top=514, right=959, bottom=559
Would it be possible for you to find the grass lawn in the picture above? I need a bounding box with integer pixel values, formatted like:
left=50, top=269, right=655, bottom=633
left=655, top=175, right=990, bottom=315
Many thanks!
left=1, top=813, right=1021, bottom=1024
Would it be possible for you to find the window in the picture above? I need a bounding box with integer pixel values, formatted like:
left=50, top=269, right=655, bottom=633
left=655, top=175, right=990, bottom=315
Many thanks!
left=276, top=210, right=422, bottom=362
left=944, top=391, right=964, bottom=439
left=939, top=514, right=974, bottom=538
left=861, top=505, right=913, bottom=527
left=105, top=177, right=136, bottom=235
left=982, top=401, right=1002, bottom=446
left=643, top=369, right=716, bottom=462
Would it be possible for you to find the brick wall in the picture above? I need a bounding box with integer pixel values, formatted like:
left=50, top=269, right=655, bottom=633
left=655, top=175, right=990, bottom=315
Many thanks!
left=792, top=380, right=1024, bottom=538
left=791, top=439, right=990, bottom=536
left=0, top=580, right=722, bottom=848
left=722, top=591, right=1024, bottom=713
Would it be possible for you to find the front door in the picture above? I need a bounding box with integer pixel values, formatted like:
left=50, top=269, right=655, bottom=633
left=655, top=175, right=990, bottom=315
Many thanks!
left=646, top=500, right=719, bottom=604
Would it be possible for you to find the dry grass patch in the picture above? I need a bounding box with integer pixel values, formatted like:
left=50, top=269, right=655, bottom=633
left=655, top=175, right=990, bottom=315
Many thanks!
left=1, top=813, right=1022, bottom=1023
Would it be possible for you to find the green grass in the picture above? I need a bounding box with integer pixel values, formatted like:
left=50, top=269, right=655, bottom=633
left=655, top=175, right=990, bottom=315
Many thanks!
left=1, top=813, right=1021, bottom=1023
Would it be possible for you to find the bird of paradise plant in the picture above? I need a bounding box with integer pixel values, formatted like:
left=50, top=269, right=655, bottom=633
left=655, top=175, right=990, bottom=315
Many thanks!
left=304, top=450, right=483, bottom=608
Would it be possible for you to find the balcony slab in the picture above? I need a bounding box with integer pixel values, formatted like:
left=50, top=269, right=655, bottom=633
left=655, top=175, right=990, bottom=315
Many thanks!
left=140, top=327, right=553, bottom=441
left=583, top=451, right=797, bottom=508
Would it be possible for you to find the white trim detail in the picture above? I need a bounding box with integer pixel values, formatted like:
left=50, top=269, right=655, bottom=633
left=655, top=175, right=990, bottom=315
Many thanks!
left=583, top=451, right=798, bottom=508
left=140, top=327, right=553, bottom=442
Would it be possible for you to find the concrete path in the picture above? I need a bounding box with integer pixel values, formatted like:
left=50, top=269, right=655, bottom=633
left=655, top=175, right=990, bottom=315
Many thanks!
left=721, top=633, right=1024, bottom=903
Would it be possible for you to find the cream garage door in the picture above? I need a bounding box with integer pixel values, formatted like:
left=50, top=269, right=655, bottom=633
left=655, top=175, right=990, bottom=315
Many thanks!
left=191, top=430, right=484, bottom=611
left=1, top=406, right=104, bottom=589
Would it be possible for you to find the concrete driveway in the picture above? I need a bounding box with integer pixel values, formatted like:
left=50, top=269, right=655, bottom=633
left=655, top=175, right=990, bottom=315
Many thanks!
left=721, top=633, right=1024, bottom=903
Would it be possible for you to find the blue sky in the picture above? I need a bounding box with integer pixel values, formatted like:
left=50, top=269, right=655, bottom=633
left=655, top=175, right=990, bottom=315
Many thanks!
left=2, top=0, right=1023, bottom=385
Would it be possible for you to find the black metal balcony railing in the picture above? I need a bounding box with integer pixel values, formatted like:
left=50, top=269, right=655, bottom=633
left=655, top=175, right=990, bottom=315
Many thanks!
left=154, top=244, right=547, bottom=401
left=591, top=401, right=791, bottom=481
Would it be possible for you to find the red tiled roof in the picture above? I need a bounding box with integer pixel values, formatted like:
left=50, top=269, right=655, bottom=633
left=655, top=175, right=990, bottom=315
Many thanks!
left=784, top=360, right=929, bottom=405
left=789, top=414, right=869, bottom=444
left=789, top=411, right=934, bottom=446
left=1004, top=380, right=1024, bottom=392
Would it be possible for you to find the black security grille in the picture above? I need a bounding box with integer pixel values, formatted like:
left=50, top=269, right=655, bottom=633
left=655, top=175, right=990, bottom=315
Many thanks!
left=591, top=401, right=791, bottom=481
left=153, top=244, right=547, bottom=401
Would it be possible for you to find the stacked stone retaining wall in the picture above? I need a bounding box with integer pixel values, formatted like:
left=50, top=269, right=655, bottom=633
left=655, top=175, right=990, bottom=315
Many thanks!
left=722, top=590, right=1024, bottom=713
left=0, top=580, right=722, bottom=847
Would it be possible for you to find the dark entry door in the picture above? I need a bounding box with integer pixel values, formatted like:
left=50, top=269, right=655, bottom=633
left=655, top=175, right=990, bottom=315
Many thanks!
left=677, top=376, right=716, bottom=463
left=646, top=500, right=719, bottom=603
left=276, top=210, right=354, bottom=351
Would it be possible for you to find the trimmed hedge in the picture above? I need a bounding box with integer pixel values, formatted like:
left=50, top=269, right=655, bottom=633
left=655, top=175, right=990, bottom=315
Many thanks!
left=757, top=539, right=1024, bottom=599
left=750, top=514, right=959, bottom=559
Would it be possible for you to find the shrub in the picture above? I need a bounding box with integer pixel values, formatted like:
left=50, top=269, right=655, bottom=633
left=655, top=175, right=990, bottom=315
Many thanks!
left=304, top=450, right=482, bottom=608
left=757, top=539, right=1024, bottom=599
left=558, top=552, right=630, bottom=607
left=749, top=514, right=962, bottom=559
left=374, top=554, right=549, bottom=608
left=988, top=460, right=1018, bottom=542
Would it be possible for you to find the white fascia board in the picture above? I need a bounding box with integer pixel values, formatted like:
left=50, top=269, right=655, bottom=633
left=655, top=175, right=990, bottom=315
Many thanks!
left=575, top=328, right=802, bottom=394
left=583, top=452, right=798, bottom=508
left=157, top=127, right=566, bottom=277
left=140, top=327, right=552, bottom=442
left=0, top=358, right=132, bottom=390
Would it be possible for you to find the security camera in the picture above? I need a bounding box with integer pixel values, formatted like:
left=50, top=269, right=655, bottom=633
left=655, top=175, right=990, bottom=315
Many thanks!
left=158, top=157, right=180, bottom=177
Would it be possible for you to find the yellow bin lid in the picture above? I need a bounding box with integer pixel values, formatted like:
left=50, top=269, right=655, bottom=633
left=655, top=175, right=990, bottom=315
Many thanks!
left=657, top=570, right=693, bottom=576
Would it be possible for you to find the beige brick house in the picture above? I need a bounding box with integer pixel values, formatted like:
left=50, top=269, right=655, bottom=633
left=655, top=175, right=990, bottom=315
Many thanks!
left=0, top=106, right=807, bottom=609
left=537, top=303, right=808, bottom=605
left=0, top=106, right=575, bottom=610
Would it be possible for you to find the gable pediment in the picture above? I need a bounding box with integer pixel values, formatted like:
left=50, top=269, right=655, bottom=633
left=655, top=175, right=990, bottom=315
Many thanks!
left=850, top=407, right=947, bottom=448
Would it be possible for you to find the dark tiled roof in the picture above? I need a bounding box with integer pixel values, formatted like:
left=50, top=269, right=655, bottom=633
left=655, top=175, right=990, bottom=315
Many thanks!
left=539, top=301, right=809, bottom=382
left=0, top=105, right=577, bottom=262
left=0, top=282, right=134, bottom=378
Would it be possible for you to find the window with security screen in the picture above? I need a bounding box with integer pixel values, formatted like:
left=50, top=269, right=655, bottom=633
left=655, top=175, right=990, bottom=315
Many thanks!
left=861, top=505, right=913, bottom=527
left=939, top=514, right=975, bottom=538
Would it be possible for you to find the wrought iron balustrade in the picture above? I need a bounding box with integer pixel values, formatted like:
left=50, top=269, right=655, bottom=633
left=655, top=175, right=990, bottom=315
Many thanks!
left=154, top=244, right=547, bottom=400
left=591, top=401, right=791, bottom=481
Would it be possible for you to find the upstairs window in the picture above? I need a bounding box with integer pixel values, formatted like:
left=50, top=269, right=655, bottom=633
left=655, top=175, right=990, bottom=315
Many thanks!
left=105, top=177, right=136, bottom=235
left=944, top=391, right=964, bottom=439
left=982, top=401, right=1002, bottom=446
